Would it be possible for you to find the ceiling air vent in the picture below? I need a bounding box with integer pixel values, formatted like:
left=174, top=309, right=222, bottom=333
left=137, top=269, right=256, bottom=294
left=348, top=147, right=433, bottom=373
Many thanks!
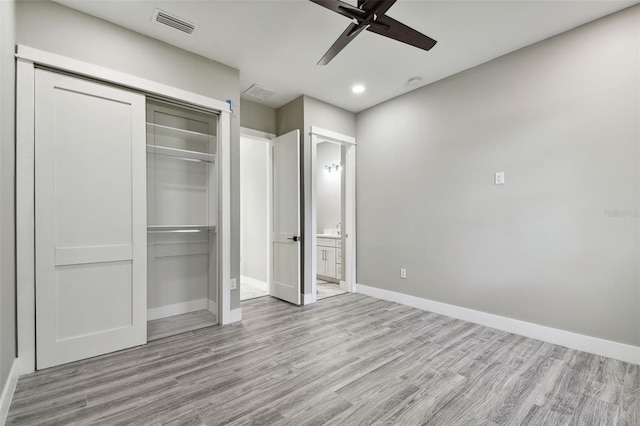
left=242, top=84, right=276, bottom=101
left=153, top=9, right=196, bottom=35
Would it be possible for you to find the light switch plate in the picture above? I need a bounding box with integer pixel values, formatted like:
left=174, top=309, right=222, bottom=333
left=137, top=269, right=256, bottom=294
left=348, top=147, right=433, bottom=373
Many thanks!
left=230, top=278, right=237, bottom=290
left=495, top=172, right=505, bottom=185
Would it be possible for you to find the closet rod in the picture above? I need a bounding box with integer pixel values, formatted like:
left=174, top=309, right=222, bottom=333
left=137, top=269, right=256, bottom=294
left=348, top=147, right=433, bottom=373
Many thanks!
left=148, top=229, right=203, bottom=234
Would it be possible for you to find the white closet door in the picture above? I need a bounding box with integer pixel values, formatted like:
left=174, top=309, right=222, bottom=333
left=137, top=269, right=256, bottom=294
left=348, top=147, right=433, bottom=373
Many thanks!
left=35, top=70, right=147, bottom=369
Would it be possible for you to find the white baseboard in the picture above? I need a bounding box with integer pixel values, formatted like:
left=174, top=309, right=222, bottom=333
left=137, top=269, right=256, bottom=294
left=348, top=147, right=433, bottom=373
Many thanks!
left=240, top=275, right=268, bottom=291
left=0, top=359, right=19, bottom=425
left=356, top=283, right=640, bottom=365
left=147, top=298, right=208, bottom=321
left=303, top=292, right=317, bottom=305
left=227, top=308, right=242, bottom=323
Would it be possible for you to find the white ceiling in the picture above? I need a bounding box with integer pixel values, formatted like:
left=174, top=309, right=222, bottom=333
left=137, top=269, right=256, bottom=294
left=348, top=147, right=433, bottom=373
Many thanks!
left=55, top=0, right=638, bottom=113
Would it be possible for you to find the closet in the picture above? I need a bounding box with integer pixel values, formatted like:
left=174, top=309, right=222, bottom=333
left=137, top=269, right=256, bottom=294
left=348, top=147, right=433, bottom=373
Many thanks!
left=146, top=100, right=219, bottom=340
left=20, top=46, right=231, bottom=370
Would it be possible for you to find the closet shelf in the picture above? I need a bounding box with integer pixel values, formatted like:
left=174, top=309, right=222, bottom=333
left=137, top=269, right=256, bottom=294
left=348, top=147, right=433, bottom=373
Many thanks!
left=146, top=122, right=215, bottom=141
left=147, top=225, right=216, bottom=234
left=146, top=144, right=216, bottom=163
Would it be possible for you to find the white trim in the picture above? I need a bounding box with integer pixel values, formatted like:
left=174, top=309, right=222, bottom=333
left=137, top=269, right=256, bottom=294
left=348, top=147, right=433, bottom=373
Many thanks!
left=0, top=359, right=19, bottom=425
left=147, top=299, right=209, bottom=321
left=303, top=292, right=317, bottom=305
left=241, top=275, right=268, bottom=291
left=16, top=58, right=36, bottom=374
left=219, top=111, right=233, bottom=325
left=343, top=144, right=357, bottom=293
left=240, top=127, right=275, bottom=141
left=227, top=308, right=242, bottom=324
left=265, top=139, right=273, bottom=300
left=309, top=127, right=357, bottom=304
left=356, top=283, right=640, bottom=365
left=16, top=45, right=230, bottom=113
left=310, top=126, right=356, bottom=145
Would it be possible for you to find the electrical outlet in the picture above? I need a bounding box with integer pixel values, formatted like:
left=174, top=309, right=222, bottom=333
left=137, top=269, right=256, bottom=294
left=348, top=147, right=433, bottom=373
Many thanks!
left=230, top=278, right=237, bottom=290
left=400, top=268, right=407, bottom=279
left=495, top=172, right=505, bottom=185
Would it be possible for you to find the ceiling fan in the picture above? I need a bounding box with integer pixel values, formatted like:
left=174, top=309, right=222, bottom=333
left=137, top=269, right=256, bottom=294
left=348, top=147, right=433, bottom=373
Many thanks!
left=309, top=0, right=437, bottom=65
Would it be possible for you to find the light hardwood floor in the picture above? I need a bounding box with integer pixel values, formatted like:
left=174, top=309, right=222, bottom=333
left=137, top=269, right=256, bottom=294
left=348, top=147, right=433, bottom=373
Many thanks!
left=7, top=293, right=639, bottom=425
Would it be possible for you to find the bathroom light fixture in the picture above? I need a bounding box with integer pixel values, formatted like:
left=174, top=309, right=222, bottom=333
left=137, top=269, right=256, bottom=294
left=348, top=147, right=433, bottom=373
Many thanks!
left=352, top=84, right=365, bottom=94
left=324, top=163, right=342, bottom=173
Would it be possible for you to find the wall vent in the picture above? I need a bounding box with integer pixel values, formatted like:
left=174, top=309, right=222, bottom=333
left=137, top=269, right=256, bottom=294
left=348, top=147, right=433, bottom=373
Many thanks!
left=153, top=9, right=197, bottom=35
left=242, top=84, right=276, bottom=101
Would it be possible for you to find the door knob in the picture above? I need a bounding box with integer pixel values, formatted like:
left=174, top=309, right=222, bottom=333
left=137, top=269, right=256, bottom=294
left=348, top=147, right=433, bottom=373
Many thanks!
left=287, top=236, right=301, bottom=242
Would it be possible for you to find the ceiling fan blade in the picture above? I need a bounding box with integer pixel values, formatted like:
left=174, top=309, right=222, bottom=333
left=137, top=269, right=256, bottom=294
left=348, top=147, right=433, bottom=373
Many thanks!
left=308, top=0, right=365, bottom=20
left=367, top=14, right=437, bottom=51
left=318, top=22, right=367, bottom=66
left=359, top=0, right=397, bottom=16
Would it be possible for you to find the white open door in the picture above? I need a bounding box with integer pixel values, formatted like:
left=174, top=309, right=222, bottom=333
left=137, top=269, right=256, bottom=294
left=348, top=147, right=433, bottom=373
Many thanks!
left=35, top=70, right=147, bottom=369
left=269, top=130, right=301, bottom=305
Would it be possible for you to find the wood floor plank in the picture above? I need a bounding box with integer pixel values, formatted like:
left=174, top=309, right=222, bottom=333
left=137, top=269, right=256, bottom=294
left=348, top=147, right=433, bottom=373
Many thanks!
left=620, top=363, right=640, bottom=426
left=6, top=293, right=636, bottom=425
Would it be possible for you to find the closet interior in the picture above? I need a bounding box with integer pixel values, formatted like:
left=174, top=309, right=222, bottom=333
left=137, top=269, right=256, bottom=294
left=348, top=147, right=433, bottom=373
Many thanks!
left=146, top=100, right=219, bottom=341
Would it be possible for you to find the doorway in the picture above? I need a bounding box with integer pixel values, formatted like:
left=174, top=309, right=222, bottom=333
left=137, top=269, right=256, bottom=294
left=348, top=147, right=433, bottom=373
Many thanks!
left=315, top=141, right=347, bottom=300
left=239, top=128, right=302, bottom=305
left=309, top=127, right=357, bottom=302
left=239, top=128, right=273, bottom=301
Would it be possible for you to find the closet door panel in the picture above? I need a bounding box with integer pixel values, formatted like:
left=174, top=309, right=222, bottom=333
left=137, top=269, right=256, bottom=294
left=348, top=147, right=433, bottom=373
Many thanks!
left=35, top=70, right=147, bottom=369
left=55, top=262, right=133, bottom=340
left=53, top=87, right=133, bottom=247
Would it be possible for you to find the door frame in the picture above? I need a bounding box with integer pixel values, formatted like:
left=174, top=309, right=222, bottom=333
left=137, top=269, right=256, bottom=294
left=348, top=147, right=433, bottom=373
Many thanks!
left=309, top=126, right=357, bottom=302
left=239, top=127, right=275, bottom=300
left=15, top=45, right=233, bottom=374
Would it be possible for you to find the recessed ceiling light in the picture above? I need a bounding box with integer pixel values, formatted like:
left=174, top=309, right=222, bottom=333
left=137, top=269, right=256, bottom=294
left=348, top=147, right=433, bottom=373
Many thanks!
left=352, top=84, right=365, bottom=94
left=406, top=77, right=422, bottom=86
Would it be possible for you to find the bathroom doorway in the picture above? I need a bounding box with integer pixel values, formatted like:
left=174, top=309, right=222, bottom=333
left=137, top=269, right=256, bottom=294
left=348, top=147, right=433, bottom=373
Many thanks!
left=309, top=127, right=357, bottom=302
left=315, top=141, right=347, bottom=300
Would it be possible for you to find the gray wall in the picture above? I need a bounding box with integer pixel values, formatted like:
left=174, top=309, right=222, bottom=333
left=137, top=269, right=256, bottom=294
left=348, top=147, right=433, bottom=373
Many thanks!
left=317, top=142, right=342, bottom=234
left=240, top=99, right=276, bottom=135
left=240, top=136, right=268, bottom=283
left=303, top=96, right=356, bottom=140
left=356, top=6, right=640, bottom=346
left=0, top=0, right=17, bottom=394
left=16, top=0, right=243, bottom=309
left=276, top=96, right=304, bottom=137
